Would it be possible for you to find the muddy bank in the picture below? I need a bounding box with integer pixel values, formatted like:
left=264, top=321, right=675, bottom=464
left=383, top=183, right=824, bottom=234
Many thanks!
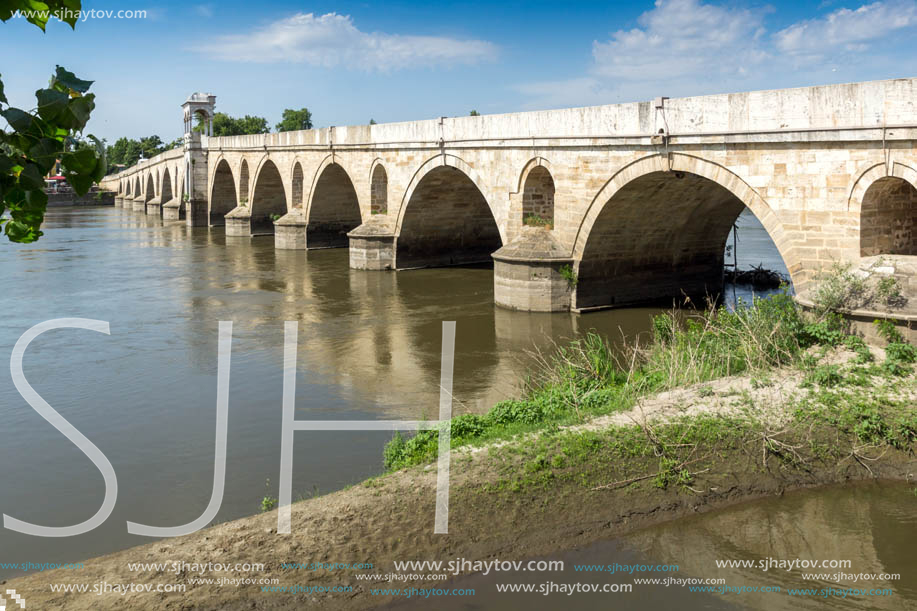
left=7, top=354, right=916, bottom=611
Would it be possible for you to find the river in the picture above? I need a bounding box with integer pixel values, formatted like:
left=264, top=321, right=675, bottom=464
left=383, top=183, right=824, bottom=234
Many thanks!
left=392, top=482, right=917, bottom=610
left=1, top=206, right=789, bottom=577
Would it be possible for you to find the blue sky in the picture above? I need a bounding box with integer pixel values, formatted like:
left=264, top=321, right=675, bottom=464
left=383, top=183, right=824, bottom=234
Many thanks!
left=4, top=0, right=917, bottom=143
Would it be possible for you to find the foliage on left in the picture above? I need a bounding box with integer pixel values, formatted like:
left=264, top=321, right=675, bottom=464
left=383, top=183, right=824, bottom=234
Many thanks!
left=0, top=1, right=104, bottom=243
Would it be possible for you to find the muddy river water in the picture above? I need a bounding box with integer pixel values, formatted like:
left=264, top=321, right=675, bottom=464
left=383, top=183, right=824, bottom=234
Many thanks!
left=7, top=204, right=903, bottom=611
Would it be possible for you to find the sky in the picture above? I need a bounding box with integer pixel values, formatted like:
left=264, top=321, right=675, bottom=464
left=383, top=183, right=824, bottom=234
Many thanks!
left=4, top=0, right=917, bottom=143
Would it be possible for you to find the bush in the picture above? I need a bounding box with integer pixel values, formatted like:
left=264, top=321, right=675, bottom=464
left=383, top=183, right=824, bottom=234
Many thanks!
left=811, top=261, right=908, bottom=316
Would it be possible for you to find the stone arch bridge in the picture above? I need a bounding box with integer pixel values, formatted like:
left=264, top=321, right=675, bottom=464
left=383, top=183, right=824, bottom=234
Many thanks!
left=103, top=78, right=917, bottom=314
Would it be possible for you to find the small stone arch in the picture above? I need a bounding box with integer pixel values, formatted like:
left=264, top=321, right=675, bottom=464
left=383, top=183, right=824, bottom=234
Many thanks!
left=858, top=178, right=917, bottom=257
left=521, top=163, right=555, bottom=228
left=291, top=161, right=304, bottom=208
left=370, top=160, right=388, bottom=215
left=239, top=159, right=251, bottom=206
left=848, top=161, right=917, bottom=212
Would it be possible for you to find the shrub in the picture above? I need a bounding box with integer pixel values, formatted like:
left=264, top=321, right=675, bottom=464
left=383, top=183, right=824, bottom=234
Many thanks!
left=558, top=264, right=578, bottom=288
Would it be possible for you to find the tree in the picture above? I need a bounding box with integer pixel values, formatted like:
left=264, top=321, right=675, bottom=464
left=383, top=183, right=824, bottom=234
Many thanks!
left=199, top=112, right=270, bottom=137
left=139, top=135, right=164, bottom=159
left=369, top=118, right=377, bottom=125
left=106, top=134, right=181, bottom=170
left=469, top=110, right=480, bottom=116
left=275, top=107, right=313, bottom=132
left=0, top=2, right=103, bottom=243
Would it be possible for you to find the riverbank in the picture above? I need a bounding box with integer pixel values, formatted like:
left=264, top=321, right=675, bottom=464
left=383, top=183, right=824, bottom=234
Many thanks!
left=6, top=293, right=917, bottom=609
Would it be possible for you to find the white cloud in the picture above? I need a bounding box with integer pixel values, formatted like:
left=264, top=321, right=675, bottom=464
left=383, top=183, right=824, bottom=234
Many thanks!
left=775, top=1, right=917, bottom=56
left=591, top=0, right=768, bottom=83
left=516, top=0, right=917, bottom=108
left=193, top=12, right=498, bottom=70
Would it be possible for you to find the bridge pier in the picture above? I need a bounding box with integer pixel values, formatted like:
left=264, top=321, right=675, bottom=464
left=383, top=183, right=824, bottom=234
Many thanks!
left=185, top=198, right=210, bottom=227
left=224, top=206, right=252, bottom=236
left=132, top=196, right=146, bottom=212
left=162, top=198, right=181, bottom=220
left=274, top=212, right=306, bottom=249
left=348, top=217, right=396, bottom=270
left=146, top=197, right=162, bottom=216
left=492, top=227, right=574, bottom=312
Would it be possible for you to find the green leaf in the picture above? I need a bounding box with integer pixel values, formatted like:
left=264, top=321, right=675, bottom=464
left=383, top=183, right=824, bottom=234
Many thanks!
left=35, top=87, right=69, bottom=121
left=53, top=65, right=93, bottom=94
left=0, top=74, right=7, bottom=105
left=0, top=154, right=15, bottom=174
left=25, top=187, right=48, bottom=209
left=62, top=147, right=96, bottom=173
left=16, top=1, right=51, bottom=31
left=58, top=94, right=94, bottom=130
left=2, top=107, right=33, bottom=132
left=58, top=0, right=78, bottom=28
left=18, top=163, right=45, bottom=190
left=64, top=170, right=93, bottom=195
left=28, top=137, right=62, bottom=163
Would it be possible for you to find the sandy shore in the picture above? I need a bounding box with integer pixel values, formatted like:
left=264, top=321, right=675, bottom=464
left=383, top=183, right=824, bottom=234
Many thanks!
left=7, top=351, right=916, bottom=610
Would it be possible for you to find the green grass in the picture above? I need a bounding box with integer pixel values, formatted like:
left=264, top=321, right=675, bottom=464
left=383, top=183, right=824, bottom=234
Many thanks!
left=382, top=289, right=917, bottom=475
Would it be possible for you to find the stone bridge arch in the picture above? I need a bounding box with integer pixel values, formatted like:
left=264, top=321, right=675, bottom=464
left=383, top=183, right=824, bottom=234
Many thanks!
left=249, top=157, right=288, bottom=234
left=850, top=161, right=917, bottom=257
left=144, top=173, right=155, bottom=203
left=209, top=157, right=237, bottom=225
left=369, top=159, right=388, bottom=215
left=239, top=159, right=251, bottom=206
left=572, top=153, right=794, bottom=310
left=394, top=154, right=503, bottom=269
left=305, top=157, right=363, bottom=248
left=291, top=160, right=305, bottom=209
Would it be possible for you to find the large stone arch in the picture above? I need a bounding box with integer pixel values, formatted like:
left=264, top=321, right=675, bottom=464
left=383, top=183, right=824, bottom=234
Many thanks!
left=209, top=158, right=237, bottom=224
left=572, top=153, right=793, bottom=310
left=161, top=167, right=173, bottom=203
left=134, top=176, right=141, bottom=197
left=305, top=161, right=362, bottom=248
left=395, top=154, right=505, bottom=243
left=250, top=158, right=288, bottom=234
left=144, top=173, right=155, bottom=203
left=394, top=160, right=502, bottom=269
